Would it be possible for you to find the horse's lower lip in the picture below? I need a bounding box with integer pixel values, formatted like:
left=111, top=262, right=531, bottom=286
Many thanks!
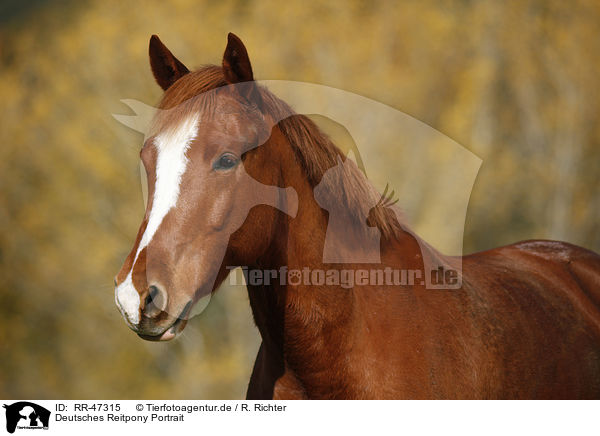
left=137, top=318, right=185, bottom=341
left=137, top=301, right=192, bottom=342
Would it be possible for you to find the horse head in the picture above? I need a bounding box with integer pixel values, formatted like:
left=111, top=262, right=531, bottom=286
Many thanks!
left=114, top=34, right=297, bottom=340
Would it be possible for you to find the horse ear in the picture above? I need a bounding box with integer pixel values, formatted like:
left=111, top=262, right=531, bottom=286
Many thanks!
left=222, top=33, right=261, bottom=104
left=223, top=33, right=253, bottom=83
left=149, top=35, right=190, bottom=91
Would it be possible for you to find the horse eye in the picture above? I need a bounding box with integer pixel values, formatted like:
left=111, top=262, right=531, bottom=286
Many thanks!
left=213, top=153, right=239, bottom=170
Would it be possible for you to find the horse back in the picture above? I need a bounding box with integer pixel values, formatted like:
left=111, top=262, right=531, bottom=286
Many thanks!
left=458, top=239, right=600, bottom=398
left=510, top=240, right=600, bottom=310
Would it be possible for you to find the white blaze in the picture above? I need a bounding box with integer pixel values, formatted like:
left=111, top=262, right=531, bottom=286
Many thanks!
left=115, top=115, right=199, bottom=325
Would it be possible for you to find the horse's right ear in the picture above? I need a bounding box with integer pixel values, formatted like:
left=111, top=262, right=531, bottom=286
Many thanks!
left=149, top=35, right=190, bottom=91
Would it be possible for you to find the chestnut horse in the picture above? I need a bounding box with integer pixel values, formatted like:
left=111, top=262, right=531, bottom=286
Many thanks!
left=114, top=33, right=600, bottom=399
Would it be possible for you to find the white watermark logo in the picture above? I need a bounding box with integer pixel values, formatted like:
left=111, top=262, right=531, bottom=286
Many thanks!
left=227, top=266, right=460, bottom=289
left=113, top=80, right=481, bottom=322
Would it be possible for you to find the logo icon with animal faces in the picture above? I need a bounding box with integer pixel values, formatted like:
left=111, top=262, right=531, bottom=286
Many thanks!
left=3, top=402, right=50, bottom=433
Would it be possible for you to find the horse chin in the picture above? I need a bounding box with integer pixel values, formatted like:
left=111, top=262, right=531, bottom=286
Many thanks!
left=137, top=318, right=188, bottom=342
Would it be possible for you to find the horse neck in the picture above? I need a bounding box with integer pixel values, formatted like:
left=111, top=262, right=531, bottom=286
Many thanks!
left=244, top=132, right=430, bottom=381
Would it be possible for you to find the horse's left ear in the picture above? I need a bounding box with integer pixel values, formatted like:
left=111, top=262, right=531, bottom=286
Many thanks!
left=223, top=33, right=254, bottom=83
left=222, top=33, right=261, bottom=104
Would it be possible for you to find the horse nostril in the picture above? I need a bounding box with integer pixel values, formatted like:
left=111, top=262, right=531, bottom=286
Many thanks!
left=146, top=286, right=159, bottom=306
left=143, top=285, right=165, bottom=318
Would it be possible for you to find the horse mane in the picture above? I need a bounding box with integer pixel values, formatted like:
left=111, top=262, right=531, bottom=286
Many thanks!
left=154, top=65, right=402, bottom=240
